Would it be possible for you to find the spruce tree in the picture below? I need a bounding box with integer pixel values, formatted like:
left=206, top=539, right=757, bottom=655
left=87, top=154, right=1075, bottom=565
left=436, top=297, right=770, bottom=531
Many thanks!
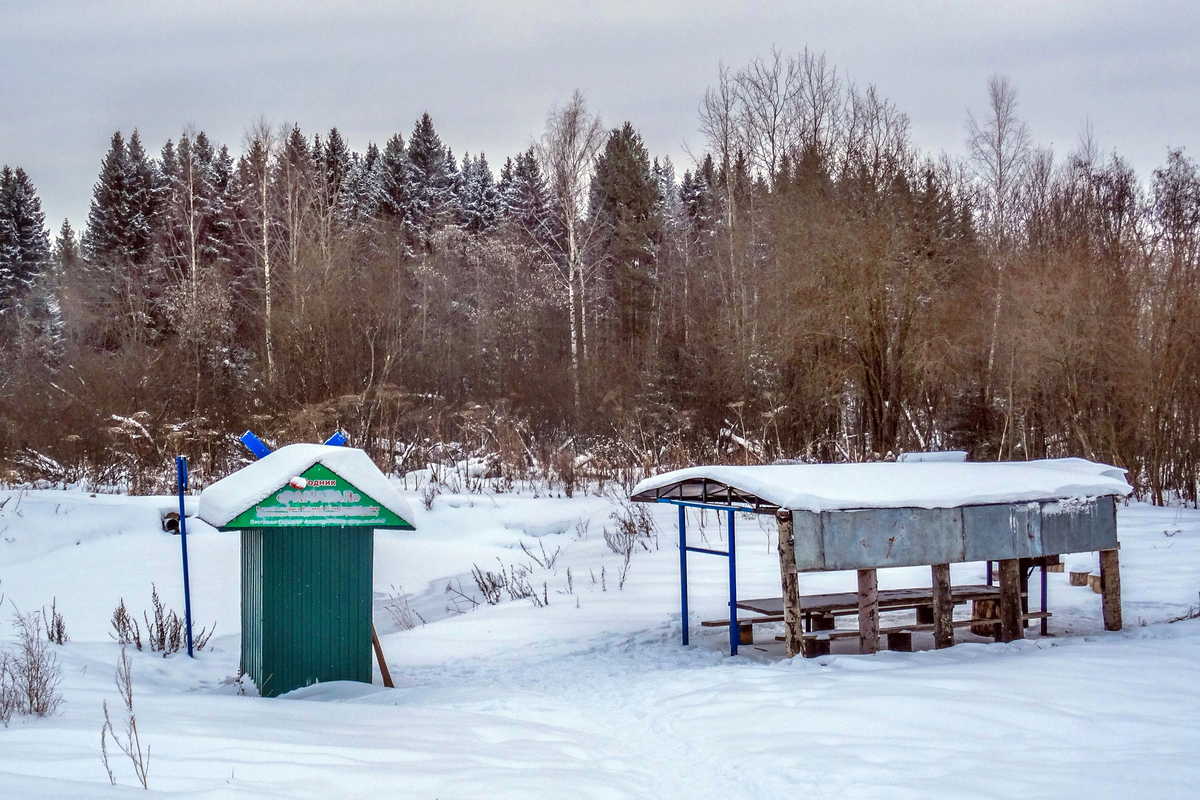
left=82, top=131, right=132, bottom=264
left=341, top=142, right=382, bottom=227
left=125, top=130, right=163, bottom=263
left=501, top=147, right=550, bottom=239
left=377, top=133, right=411, bottom=223
left=0, top=166, right=52, bottom=302
left=458, top=153, right=500, bottom=232
left=589, top=123, right=661, bottom=347
left=405, top=113, right=456, bottom=234
left=318, top=128, right=352, bottom=212
left=82, top=130, right=161, bottom=268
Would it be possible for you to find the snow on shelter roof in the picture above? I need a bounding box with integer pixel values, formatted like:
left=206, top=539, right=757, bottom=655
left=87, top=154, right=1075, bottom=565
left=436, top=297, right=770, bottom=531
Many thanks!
left=630, top=458, right=1132, bottom=513
left=199, top=444, right=415, bottom=529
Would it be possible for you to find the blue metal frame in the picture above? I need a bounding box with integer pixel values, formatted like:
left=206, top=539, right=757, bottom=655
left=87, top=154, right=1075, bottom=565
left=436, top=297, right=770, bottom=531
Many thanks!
left=176, top=456, right=194, bottom=658
left=658, top=498, right=752, bottom=656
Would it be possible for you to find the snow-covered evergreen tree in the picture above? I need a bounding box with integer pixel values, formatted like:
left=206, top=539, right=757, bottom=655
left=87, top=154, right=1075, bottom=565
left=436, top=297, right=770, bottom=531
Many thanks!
left=340, top=142, right=383, bottom=228
left=316, top=128, right=352, bottom=216
left=500, top=147, right=550, bottom=238
left=377, top=133, right=410, bottom=224
left=0, top=166, right=51, bottom=303
left=160, top=131, right=230, bottom=287
left=458, top=152, right=501, bottom=233
left=82, top=130, right=163, bottom=269
left=589, top=123, right=661, bottom=347
left=405, top=113, right=457, bottom=234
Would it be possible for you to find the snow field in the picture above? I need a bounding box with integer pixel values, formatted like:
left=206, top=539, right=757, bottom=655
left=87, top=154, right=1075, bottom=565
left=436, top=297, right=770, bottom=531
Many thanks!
left=0, top=484, right=1198, bottom=797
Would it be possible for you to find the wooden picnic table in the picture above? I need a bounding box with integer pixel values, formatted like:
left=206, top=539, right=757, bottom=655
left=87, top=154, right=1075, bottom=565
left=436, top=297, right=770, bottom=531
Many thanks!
left=735, top=584, right=1004, bottom=618
left=701, top=584, right=1049, bottom=655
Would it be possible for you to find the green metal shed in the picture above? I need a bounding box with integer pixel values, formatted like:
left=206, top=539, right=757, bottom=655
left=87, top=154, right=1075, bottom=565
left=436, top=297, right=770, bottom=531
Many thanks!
left=199, top=445, right=415, bottom=697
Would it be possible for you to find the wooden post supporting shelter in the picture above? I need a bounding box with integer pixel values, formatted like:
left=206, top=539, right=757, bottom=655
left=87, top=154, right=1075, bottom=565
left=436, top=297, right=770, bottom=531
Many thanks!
left=775, top=509, right=804, bottom=658
left=1100, top=548, right=1122, bottom=631
left=998, top=558, right=1024, bottom=643
left=857, top=568, right=879, bottom=654
left=931, top=564, right=954, bottom=649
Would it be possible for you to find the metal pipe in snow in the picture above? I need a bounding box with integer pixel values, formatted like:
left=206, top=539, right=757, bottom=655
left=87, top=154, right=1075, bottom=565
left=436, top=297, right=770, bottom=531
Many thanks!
left=177, top=456, right=194, bottom=658
left=679, top=504, right=688, bottom=647
left=728, top=509, right=738, bottom=657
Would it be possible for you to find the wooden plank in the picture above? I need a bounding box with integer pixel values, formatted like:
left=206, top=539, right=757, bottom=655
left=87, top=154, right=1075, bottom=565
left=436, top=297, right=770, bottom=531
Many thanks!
left=778, top=613, right=1052, bottom=647
left=794, top=613, right=1052, bottom=641
left=998, top=558, right=1023, bottom=642
left=371, top=623, right=394, bottom=689
left=706, top=610, right=1049, bottom=630
left=737, top=584, right=1004, bottom=616
left=775, top=509, right=804, bottom=658
left=857, top=568, right=880, bottom=654
left=1100, top=548, right=1122, bottom=631
left=931, top=564, right=954, bottom=649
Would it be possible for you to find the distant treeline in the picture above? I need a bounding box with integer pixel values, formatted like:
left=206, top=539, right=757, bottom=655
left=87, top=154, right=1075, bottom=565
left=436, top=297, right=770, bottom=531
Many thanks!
left=1, top=50, right=1198, bottom=502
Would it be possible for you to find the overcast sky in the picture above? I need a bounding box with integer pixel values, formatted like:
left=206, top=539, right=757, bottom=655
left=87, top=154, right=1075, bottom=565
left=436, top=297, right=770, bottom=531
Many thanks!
left=2, top=1, right=1197, bottom=231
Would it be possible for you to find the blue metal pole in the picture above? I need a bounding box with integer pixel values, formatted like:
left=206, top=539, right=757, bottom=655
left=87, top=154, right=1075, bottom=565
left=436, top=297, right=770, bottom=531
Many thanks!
left=176, top=456, right=194, bottom=658
left=728, top=509, right=738, bottom=656
left=986, top=560, right=993, bottom=586
left=679, top=504, right=689, bottom=646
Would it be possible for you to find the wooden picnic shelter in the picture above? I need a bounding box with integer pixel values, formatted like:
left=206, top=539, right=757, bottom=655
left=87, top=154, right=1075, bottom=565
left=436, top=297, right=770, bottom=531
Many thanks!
left=630, top=457, right=1133, bottom=658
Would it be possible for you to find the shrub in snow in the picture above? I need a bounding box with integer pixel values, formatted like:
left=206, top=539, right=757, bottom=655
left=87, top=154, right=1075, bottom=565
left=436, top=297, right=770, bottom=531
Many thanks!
left=101, top=647, right=149, bottom=789
left=42, top=597, right=67, bottom=645
left=111, top=586, right=214, bottom=656
left=470, top=560, right=548, bottom=607
left=1, top=611, right=63, bottom=721
left=110, top=599, right=142, bottom=650
left=603, top=499, right=658, bottom=589
left=385, top=585, right=425, bottom=630
left=0, top=650, right=16, bottom=726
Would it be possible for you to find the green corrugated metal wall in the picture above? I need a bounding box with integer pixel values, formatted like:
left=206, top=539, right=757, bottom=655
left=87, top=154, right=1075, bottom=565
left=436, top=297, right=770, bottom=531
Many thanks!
left=240, top=526, right=374, bottom=697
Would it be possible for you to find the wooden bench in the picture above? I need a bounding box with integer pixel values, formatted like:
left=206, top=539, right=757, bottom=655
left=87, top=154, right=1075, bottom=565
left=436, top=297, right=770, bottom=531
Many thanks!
left=701, top=585, right=1047, bottom=652
left=788, top=612, right=1052, bottom=652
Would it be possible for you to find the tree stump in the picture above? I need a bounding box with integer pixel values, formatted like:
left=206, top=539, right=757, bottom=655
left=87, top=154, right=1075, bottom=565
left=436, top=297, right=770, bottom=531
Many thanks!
left=1088, top=574, right=1102, bottom=594
left=971, top=598, right=1001, bottom=638
left=1069, top=571, right=1091, bottom=586
left=806, top=613, right=835, bottom=658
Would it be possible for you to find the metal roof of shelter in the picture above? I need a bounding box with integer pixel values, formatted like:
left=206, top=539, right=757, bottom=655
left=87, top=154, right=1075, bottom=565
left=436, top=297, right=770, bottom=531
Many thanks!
left=630, top=458, right=1132, bottom=514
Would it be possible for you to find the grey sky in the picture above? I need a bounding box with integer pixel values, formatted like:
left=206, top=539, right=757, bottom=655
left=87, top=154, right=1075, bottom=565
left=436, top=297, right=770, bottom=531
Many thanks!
left=2, top=1, right=1197, bottom=231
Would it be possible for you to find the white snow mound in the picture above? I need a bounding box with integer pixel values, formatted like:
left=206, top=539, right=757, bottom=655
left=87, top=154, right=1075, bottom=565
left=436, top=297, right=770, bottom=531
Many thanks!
left=632, top=457, right=1133, bottom=512
left=199, top=444, right=415, bottom=528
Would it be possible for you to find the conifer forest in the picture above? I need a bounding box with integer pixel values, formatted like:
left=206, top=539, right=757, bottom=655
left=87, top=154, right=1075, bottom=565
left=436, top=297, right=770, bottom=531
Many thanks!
left=2, top=51, right=1199, bottom=502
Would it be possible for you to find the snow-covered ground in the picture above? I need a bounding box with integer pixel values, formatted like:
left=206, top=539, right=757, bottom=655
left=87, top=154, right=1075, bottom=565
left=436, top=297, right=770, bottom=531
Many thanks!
left=1, top=482, right=1199, bottom=798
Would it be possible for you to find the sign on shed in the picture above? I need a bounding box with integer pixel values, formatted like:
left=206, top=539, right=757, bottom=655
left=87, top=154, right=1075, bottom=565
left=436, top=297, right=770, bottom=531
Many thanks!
left=199, top=444, right=415, bottom=697
left=223, top=463, right=410, bottom=529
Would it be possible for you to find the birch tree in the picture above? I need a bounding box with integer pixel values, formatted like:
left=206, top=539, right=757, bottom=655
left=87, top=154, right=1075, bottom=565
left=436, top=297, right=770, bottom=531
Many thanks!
left=536, top=90, right=604, bottom=413
left=967, top=75, right=1031, bottom=398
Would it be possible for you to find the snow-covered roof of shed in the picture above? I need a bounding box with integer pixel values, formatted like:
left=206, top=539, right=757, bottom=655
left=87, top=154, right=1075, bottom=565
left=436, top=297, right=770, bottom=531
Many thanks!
left=630, top=458, right=1132, bottom=513
left=199, top=444, right=415, bottom=528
